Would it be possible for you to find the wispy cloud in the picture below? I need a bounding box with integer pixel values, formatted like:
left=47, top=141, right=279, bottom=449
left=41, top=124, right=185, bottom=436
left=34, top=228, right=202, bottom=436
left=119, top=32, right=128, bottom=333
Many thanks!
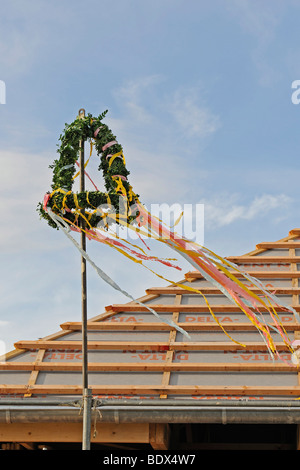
left=204, top=193, right=292, bottom=228
left=0, top=149, right=63, bottom=253
left=167, top=87, right=221, bottom=138
left=112, top=75, right=165, bottom=128
left=226, top=0, right=284, bottom=86
left=112, top=76, right=220, bottom=139
left=108, top=77, right=219, bottom=203
left=0, top=1, right=72, bottom=79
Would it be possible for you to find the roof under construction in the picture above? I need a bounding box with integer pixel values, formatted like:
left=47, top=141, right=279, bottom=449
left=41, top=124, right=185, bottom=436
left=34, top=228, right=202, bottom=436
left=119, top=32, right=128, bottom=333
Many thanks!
left=1, top=228, right=300, bottom=450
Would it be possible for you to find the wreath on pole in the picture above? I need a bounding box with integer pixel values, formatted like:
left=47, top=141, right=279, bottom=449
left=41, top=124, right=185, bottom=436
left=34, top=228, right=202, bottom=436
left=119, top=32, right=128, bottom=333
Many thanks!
left=37, top=109, right=141, bottom=231
left=37, top=109, right=299, bottom=359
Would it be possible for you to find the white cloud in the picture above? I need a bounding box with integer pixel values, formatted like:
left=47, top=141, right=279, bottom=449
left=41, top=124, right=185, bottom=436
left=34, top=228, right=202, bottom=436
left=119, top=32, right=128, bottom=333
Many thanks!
left=227, top=0, right=280, bottom=42
left=204, top=193, right=292, bottom=228
left=107, top=78, right=218, bottom=204
left=226, top=0, right=284, bottom=86
left=112, top=75, right=164, bottom=126
left=0, top=148, right=65, bottom=253
left=112, top=76, right=220, bottom=140
left=0, top=1, right=73, bottom=78
left=0, top=33, right=36, bottom=76
left=167, top=87, right=221, bottom=138
left=114, top=75, right=164, bottom=104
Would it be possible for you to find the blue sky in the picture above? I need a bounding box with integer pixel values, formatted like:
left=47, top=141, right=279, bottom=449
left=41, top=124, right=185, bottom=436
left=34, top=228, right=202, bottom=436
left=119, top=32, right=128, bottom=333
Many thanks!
left=1, top=0, right=300, bottom=353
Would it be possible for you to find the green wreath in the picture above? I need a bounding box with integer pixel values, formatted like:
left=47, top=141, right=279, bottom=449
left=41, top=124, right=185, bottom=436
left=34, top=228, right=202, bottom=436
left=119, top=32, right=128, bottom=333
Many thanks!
left=37, top=110, right=141, bottom=230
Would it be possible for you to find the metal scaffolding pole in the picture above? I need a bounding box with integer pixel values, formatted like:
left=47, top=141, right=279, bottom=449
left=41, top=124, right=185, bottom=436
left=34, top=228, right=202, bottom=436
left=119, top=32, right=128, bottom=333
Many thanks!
left=78, top=108, right=92, bottom=450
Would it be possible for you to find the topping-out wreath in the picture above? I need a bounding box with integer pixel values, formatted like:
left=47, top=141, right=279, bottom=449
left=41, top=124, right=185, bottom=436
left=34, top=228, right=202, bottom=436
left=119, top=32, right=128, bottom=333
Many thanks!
left=37, top=110, right=141, bottom=230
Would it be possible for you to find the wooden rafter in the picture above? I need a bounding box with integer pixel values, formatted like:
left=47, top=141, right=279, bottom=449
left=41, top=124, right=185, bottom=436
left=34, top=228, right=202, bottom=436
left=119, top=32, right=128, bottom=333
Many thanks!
left=104, top=304, right=300, bottom=313
left=0, top=384, right=300, bottom=396
left=256, top=242, right=300, bottom=249
left=24, top=349, right=46, bottom=398
left=226, top=256, right=300, bottom=263
left=146, top=287, right=300, bottom=295
left=0, top=361, right=297, bottom=372
left=185, top=271, right=300, bottom=280
left=59, top=321, right=300, bottom=332
left=13, top=340, right=291, bottom=351
left=160, top=294, right=181, bottom=399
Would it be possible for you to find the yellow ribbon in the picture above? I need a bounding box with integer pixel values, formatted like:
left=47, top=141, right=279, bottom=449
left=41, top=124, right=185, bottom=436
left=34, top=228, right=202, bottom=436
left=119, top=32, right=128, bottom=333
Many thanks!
left=112, top=176, right=127, bottom=196
left=108, top=151, right=125, bottom=167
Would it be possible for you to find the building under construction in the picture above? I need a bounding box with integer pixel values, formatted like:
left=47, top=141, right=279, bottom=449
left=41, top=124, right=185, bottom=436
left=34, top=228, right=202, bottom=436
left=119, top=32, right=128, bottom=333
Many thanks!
left=1, top=229, right=300, bottom=450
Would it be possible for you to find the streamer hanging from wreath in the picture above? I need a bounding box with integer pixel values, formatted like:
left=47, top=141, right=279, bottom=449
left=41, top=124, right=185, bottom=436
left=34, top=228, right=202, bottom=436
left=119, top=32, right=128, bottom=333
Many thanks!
left=37, top=110, right=299, bottom=359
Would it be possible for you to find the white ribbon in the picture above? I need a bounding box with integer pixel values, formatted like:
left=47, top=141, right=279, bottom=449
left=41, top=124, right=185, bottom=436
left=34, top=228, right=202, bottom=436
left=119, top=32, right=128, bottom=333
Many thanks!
left=47, top=209, right=190, bottom=338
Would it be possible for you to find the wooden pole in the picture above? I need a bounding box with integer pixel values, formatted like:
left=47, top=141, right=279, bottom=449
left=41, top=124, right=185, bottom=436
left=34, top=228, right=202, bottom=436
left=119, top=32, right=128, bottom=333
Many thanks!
left=78, top=108, right=92, bottom=450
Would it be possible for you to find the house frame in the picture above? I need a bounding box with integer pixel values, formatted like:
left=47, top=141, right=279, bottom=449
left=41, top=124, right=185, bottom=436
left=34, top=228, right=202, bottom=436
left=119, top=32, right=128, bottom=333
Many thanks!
left=1, top=229, right=300, bottom=450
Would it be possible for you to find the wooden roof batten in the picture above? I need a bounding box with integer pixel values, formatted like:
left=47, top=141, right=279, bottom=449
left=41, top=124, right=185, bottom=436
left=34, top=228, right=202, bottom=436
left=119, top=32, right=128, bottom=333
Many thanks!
left=1, top=228, right=300, bottom=403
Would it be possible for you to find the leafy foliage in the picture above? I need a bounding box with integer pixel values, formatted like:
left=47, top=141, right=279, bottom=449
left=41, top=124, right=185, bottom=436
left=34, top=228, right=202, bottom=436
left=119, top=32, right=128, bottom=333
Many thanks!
left=37, top=111, right=140, bottom=229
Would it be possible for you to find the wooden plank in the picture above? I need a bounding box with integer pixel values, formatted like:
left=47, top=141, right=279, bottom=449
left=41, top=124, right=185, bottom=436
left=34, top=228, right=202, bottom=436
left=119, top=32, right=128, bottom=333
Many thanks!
left=289, top=248, right=299, bottom=314
left=61, top=321, right=177, bottom=331
left=13, top=340, right=170, bottom=351
left=60, top=321, right=300, bottom=332
left=160, top=295, right=181, bottom=399
left=19, top=443, right=35, bottom=450
left=0, top=321, right=83, bottom=362
left=105, top=304, right=299, bottom=313
left=185, top=271, right=300, bottom=280
left=146, top=287, right=300, bottom=295
left=24, top=349, right=45, bottom=398
left=149, top=423, right=170, bottom=450
left=0, top=361, right=297, bottom=372
left=226, top=256, right=300, bottom=263
left=245, top=232, right=299, bottom=256
left=256, top=242, right=300, bottom=249
left=0, top=384, right=300, bottom=396
left=0, top=422, right=150, bottom=444
left=1, top=443, right=21, bottom=450
left=12, top=340, right=291, bottom=351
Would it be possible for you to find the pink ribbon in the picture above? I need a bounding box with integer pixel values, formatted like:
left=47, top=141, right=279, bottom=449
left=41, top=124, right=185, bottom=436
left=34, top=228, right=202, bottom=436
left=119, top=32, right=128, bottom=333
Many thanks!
left=136, top=203, right=293, bottom=350
left=102, top=141, right=117, bottom=152
left=43, top=193, right=51, bottom=211
left=94, top=127, right=102, bottom=138
left=112, top=174, right=127, bottom=181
